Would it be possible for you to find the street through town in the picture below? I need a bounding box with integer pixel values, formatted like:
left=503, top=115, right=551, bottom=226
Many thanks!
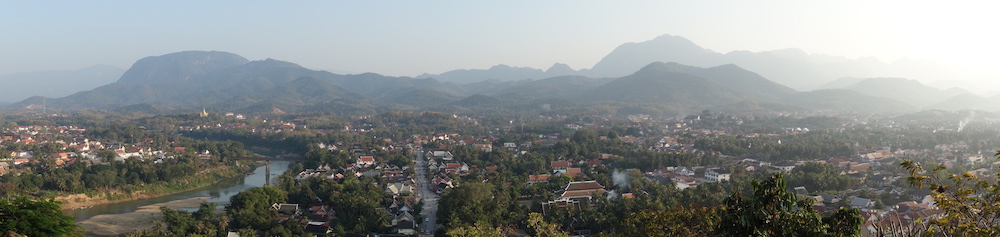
left=414, top=148, right=440, bottom=236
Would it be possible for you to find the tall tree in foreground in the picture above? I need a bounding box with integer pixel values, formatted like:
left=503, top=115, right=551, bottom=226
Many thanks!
left=900, top=151, right=1000, bottom=236
left=527, top=212, right=569, bottom=237
left=717, top=173, right=861, bottom=237
left=621, top=206, right=719, bottom=236
left=226, top=186, right=287, bottom=231
left=0, top=196, right=82, bottom=237
left=445, top=222, right=506, bottom=237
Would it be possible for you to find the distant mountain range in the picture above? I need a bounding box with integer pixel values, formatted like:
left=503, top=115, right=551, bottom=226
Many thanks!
left=420, top=34, right=965, bottom=92
left=8, top=49, right=997, bottom=116
left=818, top=77, right=1000, bottom=111
left=0, top=65, right=125, bottom=103
left=835, top=78, right=970, bottom=107
left=415, top=63, right=580, bottom=84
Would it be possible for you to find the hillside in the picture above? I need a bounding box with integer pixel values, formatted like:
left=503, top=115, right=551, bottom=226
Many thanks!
left=116, top=51, right=250, bottom=85
left=7, top=51, right=941, bottom=117
left=585, top=34, right=722, bottom=78
left=581, top=63, right=747, bottom=111
left=840, top=78, right=969, bottom=107
left=489, top=76, right=613, bottom=99
left=416, top=63, right=582, bottom=83
left=416, top=34, right=963, bottom=92
left=817, top=77, right=866, bottom=90
left=784, top=89, right=916, bottom=113
left=925, top=94, right=1000, bottom=112
left=11, top=52, right=456, bottom=114
left=649, top=62, right=797, bottom=100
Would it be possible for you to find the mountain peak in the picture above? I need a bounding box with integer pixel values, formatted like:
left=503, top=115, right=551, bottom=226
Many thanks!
left=245, top=58, right=302, bottom=68
left=649, top=34, right=701, bottom=46
left=488, top=64, right=514, bottom=70
left=587, top=34, right=720, bottom=78
left=545, top=63, right=575, bottom=74
left=116, top=51, right=249, bottom=84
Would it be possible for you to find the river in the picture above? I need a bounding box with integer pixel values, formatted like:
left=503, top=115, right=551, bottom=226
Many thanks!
left=64, top=160, right=293, bottom=222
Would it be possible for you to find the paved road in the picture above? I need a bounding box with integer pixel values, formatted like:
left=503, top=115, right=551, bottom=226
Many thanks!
left=414, top=148, right=440, bottom=236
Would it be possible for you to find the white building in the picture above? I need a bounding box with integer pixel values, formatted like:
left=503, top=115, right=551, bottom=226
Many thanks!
left=705, top=168, right=731, bottom=182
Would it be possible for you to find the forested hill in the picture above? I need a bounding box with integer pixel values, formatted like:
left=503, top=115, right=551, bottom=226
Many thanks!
left=10, top=51, right=986, bottom=116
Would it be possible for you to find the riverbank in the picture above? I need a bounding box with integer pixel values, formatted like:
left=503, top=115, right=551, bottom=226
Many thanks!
left=57, top=163, right=252, bottom=210
left=76, top=196, right=212, bottom=236
left=62, top=160, right=292, bottom=236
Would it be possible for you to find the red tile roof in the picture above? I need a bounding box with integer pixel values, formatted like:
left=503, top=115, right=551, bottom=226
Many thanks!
left=529, top=174, right=550, bottom=181
left=565, top=181, right=605, bottom=191
left=565, top=168, right=582, bottom=176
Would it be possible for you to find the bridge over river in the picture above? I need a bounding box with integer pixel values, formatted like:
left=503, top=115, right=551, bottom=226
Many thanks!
left=232, top=157, right=304, bottom=185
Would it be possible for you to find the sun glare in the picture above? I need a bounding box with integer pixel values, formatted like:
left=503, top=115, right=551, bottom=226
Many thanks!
left=877, top=2, right=999, bottom=69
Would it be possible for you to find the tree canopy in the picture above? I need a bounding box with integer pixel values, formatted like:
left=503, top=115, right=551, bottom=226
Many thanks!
left=0, top=196, right=82, bottom=237
left=900, top=151, right=1000, bottom=236
left=718, top=173, right=861, bottom=236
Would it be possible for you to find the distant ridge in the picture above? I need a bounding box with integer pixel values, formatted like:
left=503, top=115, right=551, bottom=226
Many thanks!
left=585, top=34, right=721, bottom=78
left=837, top=78, right=971, bottom=107
left=416, top=34, right=964, bottom=92
left=116, top=51, right=249, bottom=84
left=416, top=63, right=583, bottom=83
left=13, top=50, right=976, bottom=116
left=817, top=77, right=866, bottom=90
left=925, top=94, right=1000, bottom=111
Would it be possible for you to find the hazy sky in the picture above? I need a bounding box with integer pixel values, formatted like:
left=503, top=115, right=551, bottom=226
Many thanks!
left=2, top=1, right=997, bottom=79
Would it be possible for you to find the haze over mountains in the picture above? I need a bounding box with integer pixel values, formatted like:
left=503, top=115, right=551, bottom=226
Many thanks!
left=421, top=34, right=974, bottom=93
left=0, top=65, right=124, bottom=103
left=6, top=34, right=997, bottom=116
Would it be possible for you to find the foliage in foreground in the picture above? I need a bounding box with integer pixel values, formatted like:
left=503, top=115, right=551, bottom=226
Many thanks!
left=900, top=151, right=1000, bottom=236
left=718, top=173, right=862, bottom=237
left=0, top=196, right=82, bottom=237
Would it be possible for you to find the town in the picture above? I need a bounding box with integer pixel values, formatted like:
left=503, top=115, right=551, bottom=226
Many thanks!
left=3, top=109, right=996, bottom=236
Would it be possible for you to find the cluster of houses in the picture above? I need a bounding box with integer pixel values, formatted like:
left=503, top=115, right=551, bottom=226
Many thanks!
left=266, top=195, right=420, bottom=237
left=265, top=203, right=337, bottom=236
left=0, top=125, right=198, bottom=176
left=421, top=150, right=477, bottom=194
left=290, top=144, right=421, bottom=236
left=13, top=110, right=993, bottom=236
left=177, top=120, right=299, bottom=133
left=644, top=165, right=732, bottom=190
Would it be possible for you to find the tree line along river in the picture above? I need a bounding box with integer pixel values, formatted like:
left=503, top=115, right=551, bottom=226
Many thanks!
left=64, top=161, right=292, bottom=223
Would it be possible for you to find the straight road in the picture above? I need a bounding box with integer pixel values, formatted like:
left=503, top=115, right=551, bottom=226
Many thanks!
left=414, top=148, right=440, bottom=236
